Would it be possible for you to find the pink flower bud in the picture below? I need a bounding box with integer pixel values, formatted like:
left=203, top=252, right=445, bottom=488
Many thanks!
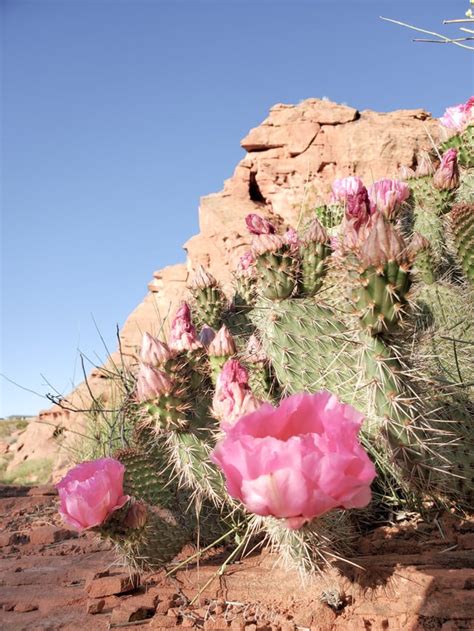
left=168, top=303, right=202, bottom=352
left=123, top=501, right=148, bottom=529
left=415, top=151, right=435, bottom=177
left=136, top=363, right=174, bottom=401
left=208, top=325, right=236, bottom=357
left=346, top=187, right=371, bottom=228
left=368, top=179, right=410, bottom=220
left=190, top=265, right=218, bottom=291
left=358, top=214, right=408, bottom=268
left=140, top=332, right=172, bottom=366
left=439, top=97, right=474, bottom=133
left=398, top=165, right=416, bottom=181
left=212, top=359, right=261, bottom=428
left=211, top=391, right=376, bottom=529
left=245, top=213, right=276, bottom=235
left=433, top=149, right=460, bottom=191
left=304, top=218, right=328, bottom=244
left=199, top=325, right=216, bottom=348
left=252, top=233, right=285, bottom=257
left=56, top=458, right=129, bottom=531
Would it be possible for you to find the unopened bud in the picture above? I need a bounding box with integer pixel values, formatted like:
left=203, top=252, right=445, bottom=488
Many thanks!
left=303, top=218, right=328, bottom=244
left=416, top=151, right=435, bottom=177
left=245, top=213, right=276, bottom=235
left=359, top=214, right=408, bottom=268
left=140, top=332, right=172, bottom=366
left=123, top=501, right=148, bottom=529
left=169, top=303, right=202, bottom=352
left=136, top=364, right=174, bottom=401
left=252, top=233, right=284, bottom=257
left=433, top=149, right=460, bottom=191
left=190, top=265, right=218, bottom=291
left=208, top=325, right=236, bottom=357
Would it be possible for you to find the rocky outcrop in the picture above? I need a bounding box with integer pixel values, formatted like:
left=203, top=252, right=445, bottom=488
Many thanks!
left=9, top=98, right=440, bottom=479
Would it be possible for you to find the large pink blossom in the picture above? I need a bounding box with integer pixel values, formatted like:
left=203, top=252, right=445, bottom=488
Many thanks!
left=57, top=458, right=129, bottom=531
left=212, top=359, right=261, bottom=428
left=211, top=391, right=376, bottom=529
left=439, top=97, right=474, bottom=133
left=368, top=178, right=410, bottom=220
left=168, top=303, right=201, bottom=352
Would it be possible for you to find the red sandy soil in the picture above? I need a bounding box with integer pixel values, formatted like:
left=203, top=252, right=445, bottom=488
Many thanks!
left=0, top=484, right=473, bottom=631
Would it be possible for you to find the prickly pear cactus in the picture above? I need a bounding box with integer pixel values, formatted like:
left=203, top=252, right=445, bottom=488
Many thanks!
left=73, top=103, right=473, bottom=577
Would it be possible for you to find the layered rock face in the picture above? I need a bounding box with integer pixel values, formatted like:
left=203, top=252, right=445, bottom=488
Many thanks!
left=9, top=98, right=440, bottom=478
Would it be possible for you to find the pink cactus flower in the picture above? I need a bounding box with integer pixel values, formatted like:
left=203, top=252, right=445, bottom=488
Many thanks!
left=433, top=148, right=460, bottom=191
left=168, top=303, right=202, bottom=352
left=140, top=332, right=172, bottom=366
left=439, top=97, right=474, bottom=132
left=245, top=213, right=276, bottom=235
left=136, top=363, right=173, bottom=401
left=331, top=176, right=372, bottom=229
left=368, top=178, right=410, bottom=220
left=330, top=176, right=366, bottom=203
left=211, top=391, right=376, bottom=529
left=212, top=359, right=261, bottom=428
left=57, top=458, right=129, bottom=531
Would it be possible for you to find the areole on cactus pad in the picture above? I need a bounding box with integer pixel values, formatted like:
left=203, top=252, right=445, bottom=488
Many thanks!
left=60, top=98, right=474, bottom=577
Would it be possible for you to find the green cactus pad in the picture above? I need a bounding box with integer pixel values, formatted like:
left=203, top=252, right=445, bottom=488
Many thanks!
left=450, top=203, right=474, bottom=282
left=192, top=285, right=227, bottom=329
left=299, top=241, right=331, bottom=297
left=351, top=262, right=411, bottom=335
left=254, top=249, right=298, bottom=301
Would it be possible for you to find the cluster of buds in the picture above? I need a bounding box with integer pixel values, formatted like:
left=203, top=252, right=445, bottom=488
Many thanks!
left=134, top=305, right=202, bottom=431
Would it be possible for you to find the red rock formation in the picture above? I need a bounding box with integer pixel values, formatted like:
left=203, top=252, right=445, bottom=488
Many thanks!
left=8, top=99, right=440, bottom=478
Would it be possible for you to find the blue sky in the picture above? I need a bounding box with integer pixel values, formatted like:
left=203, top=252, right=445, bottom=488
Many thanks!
left=1, top=0, right=472, bottom=417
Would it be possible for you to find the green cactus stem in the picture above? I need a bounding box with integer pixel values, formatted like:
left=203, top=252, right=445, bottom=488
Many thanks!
left=450, top=203, right=474, bottom=282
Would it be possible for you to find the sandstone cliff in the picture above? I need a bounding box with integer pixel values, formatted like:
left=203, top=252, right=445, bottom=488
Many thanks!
left=8, top=98, right=440, bottom=479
